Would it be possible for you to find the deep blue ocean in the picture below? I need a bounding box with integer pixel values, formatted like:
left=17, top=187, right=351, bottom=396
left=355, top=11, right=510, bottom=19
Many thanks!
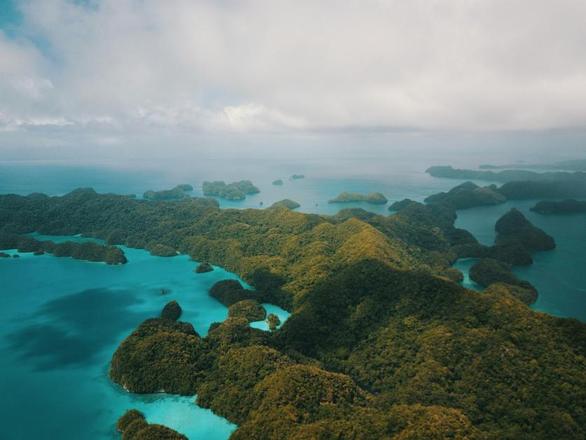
left=0, top=154, right=584, bottom=439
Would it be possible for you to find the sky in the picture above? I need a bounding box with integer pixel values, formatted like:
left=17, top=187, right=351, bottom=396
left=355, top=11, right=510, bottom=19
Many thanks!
left=1, top=0, right=586, bottom=161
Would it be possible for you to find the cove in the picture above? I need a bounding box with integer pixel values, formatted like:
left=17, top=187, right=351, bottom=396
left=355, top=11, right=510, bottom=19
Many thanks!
left=0, top=244, right=249, bottom=439
left=454, top=200, right=586, bottom=321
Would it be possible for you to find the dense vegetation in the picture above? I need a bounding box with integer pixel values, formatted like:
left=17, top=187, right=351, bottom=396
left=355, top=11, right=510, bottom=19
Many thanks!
left=117, top=409, right=187, bottom=439
left=143, top=184, right=193, bottom=201
left=531, top=199, right=586, bottom=214
left=469, top=259, right=537, bottom=304
left=1, top=188, right=585, bottom=439
left=266, top=313, right=280, bottom=331
left=147, top=243, right=178, bottom=257
left=195, top=261, right=213, bottom=273
left=269, top=199, right=300, bottom=210
left=424, top=181, right=506, bottom=209
left=495, top=208, right=555, bottom=251
left=329, top=192, right=388, bottom=205
left=202, top=180, right=260, bottom=200
left=161, top=300, right=182, bottom=321
left=0, top=233, right=126, bottom=264
left=426, top=166, right=586, bottom=198
left=228, top=299, right=267, bottom=322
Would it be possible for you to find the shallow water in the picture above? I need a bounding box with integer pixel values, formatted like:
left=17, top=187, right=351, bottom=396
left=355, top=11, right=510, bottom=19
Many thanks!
left=0, top=247, right=238, bottom=439
left=452, top=258, right=481, bottom=291
left=250, top=304, right=291, bottom=331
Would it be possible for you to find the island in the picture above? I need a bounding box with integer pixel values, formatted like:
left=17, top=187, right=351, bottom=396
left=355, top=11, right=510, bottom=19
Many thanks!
left=290, top=174, right=305, bottom=180
left=328, top=192, right=388, bottom=205
left=426, top=166, right=586, bottom=199
left=270, top=199, right=301, bottom=210
left=495, top=208, right=555, bottom=251
left=0, top=234, right=127, bottom=265
left=117, top=409, right=187, bottom=440
left=161, top=300, right=182, bottom=321
left=1, top=188, right=584, bottom=439
left=499, top=178, right=586, bottom=199
left=479, top=158, right=586, bottom=172
left=530, top=199, right=586, bottom=215
left=424, top=181, right=506, bottom=209
left=266, top=313, right=281, bottom=331
left=194, top=261, right=213, bottom=273
left=143, top=184, right=193, bottom=201
left=202, top=180, right=260, bottom=201
left=426, top=165, right=578, bottom=182
left=209, top=279, right=265, bottom=306
left=272, top=179, right=284, bottom=186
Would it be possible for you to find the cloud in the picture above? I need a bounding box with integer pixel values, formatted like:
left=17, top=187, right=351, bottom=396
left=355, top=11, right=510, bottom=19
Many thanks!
left=1, top=0, right=586, bottom=145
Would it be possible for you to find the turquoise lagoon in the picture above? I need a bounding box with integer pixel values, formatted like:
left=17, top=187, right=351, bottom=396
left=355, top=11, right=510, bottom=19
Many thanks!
left=0, top=245, right=240, bottom=439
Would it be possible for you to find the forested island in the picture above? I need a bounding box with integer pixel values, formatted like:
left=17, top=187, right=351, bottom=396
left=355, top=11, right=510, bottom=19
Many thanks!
left=272, top=179, right=284, bottom=186
left=0, top=233, right=127, bottom=264
left=531, top=199, right=586, bottom=214
left=269, top=199, right=300, bottom=210
left=424, top=181, right=505, bottom=209
left=329, top=192, right=388, bottom=205
left=202, top=180, right=260, bottom=201
left=424, top=166, right=586, bottom=201
left=479, top=158, right=586, bottom=172
left=143, top=184, right=193, bottom=201
left=117, top=409, right=186, bottom=439
left=1, top=187, right=585, bottom=439
left=426, top=165, right=586, bottom=183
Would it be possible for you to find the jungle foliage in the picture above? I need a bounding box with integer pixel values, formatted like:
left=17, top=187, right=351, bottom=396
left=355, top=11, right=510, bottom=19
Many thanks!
left=1, top=188, right=584, bottom=439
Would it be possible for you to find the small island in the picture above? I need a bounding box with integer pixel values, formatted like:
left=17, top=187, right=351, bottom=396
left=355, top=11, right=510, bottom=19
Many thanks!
left=328, top=192, right=388, bottom=205
left=194, top=262, right=213, bottom=273
left=530, top=199, right=586, bottom=215
left=495, top=208, right=555, bottom=252
left=0, top=234, right=127, bottom=265
left=209, top=279, right=263, bottom=306
left=272, top=179, right=284, bottom=186
left=290, top=174, right=305, bottom=180
left=161, top=300, right=183, bottom=321
left=202, top=180, right=260, bottom=201
left=270, top=199, right=301, bottom=210
left=117, top=409, right=187, bottom=439
left=267, top=313, right=281, bottom=331
left=143, top=184, right=193, bottom=201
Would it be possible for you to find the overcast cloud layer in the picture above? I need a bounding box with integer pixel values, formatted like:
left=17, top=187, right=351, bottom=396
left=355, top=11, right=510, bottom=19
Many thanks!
left=1, top=0, right=586, bottom=150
